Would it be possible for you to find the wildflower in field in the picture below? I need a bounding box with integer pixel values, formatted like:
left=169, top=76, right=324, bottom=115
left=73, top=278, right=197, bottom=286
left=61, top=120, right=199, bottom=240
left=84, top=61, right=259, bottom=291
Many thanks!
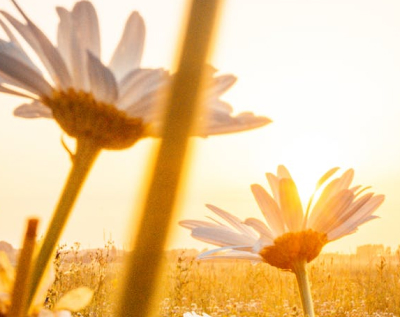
left=180, top=165, right=384, bottom=317
left=180, top=165, right=384, bottom=268
left=0, top=251, right=93, bottom=317
left=0, top=1, right=270, bottom=149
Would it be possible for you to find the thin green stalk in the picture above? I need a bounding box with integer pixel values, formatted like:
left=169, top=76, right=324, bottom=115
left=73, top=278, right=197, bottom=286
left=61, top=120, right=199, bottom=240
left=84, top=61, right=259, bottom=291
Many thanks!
left=8, top=218, right=38, bottom=317
left=292, top=260, right=315, bottom=317
left=27, top=138, right=101, bottom=308
left=116, top=1, right=222, bottom=317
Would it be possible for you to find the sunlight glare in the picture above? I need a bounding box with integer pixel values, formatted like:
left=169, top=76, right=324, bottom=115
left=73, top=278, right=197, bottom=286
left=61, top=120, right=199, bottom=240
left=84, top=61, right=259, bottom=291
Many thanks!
left=277, top=132, right=345, bottom=205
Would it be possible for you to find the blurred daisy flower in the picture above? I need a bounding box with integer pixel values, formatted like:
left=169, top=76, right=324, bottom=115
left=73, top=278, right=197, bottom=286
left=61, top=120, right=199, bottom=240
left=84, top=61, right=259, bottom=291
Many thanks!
left=180, top=166, right=384, bottom=316
left=180, top=165, right=384, bottom=270
left=0, top=0, right=270, bottom=150
left=0, top=251, right=93, bottom=317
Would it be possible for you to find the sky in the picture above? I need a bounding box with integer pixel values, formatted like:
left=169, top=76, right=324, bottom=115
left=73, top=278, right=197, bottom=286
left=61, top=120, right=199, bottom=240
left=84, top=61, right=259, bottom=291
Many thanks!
left=0, top=0, right=399, bottom=254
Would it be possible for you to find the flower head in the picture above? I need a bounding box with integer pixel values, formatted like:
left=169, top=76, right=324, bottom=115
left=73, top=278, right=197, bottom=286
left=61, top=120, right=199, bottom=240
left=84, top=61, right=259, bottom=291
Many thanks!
left=180, top=166, right=384, bottom=271
left=0, top=1, right=270, bottom=150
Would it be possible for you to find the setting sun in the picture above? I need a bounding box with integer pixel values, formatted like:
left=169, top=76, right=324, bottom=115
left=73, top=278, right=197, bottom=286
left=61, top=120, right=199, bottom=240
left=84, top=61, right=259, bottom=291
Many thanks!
left=276, top=132, right=345, bottom=200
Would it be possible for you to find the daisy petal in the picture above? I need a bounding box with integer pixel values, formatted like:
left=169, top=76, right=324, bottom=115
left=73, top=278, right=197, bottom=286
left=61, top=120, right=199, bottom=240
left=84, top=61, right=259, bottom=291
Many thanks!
left=353, top=186, right=371, bottom=197
left=117, top=68, right=169, bottom=110
left=279, top=178, right=303, bottom=231
left=63, top=1, right=100, bottom=91
left=206, top=74, right=237, bottom=100
left=328, top=215, right=379, bottom=241
left=308, top=179, right=339, bottom=225
left=0, top=19, right=40, bottom=73
left=198, top=246, right=262, bottom=261
left=323, top=192, right=374, bottom=234
left=266, top=172, right=280, bottom=204
left=349, top=185, right=362, bottom=193
left=13, top=100, right=53, bottom=119
left=71, top=1, right=100, bottom=57
left=192, top=227, right=256, bottom=247
left=341, top=195, right=384, bottom=226
left=277, top=165, right=292, bottom=179
left=199, top=253, right=263, bottom=261
left=178, top=220, right=222, bottom=230
left=0, top=12, right=43, bottom=65
left=201, top=111, right=271, bottom=137
left=317, top=169, right=354, bottom=206
left=335, top=169, right=354, bottom=191
left=205, top=204, right=257, bottom=238
left=0, top=19, right=19, bottom=45
left=244, top=217, right=274, bottom=241
left=125, top=86, right=170, bottom=130
left=350, top=215, right=380, bottom=230
left=316, top=167, right=340, bottom=189
left=0, top=39, right=38, bottom=71
left=250, top=184, right=285, bottom=236
left=0, top=51, right=52, bottom=96
left=327, top=195, right=384, bottom=241
left=87, top=51, right=118, bottom=104
left=206, top=99, right=233, bottom=115
left=205, top=215, right=235, bottom=230
left=56, top=7, right=73, bottom=74
left=253, top=237, right=273, bottom=253
left=6, top=1, right=72, bottom=89
left=310, top=189, right=354, bottom=233
left=0, top=84, right=36, bottom=99
left=126, top=92, right=169, bottom=128
left=308, top=172, right=353, bottom=226
left=109, top=11, right=145, bottom=81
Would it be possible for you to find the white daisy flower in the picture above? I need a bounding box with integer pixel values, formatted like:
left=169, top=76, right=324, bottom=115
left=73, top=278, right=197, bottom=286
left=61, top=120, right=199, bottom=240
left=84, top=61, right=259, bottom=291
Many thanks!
left=0, top=1, right=271, bottom=150
left=180, top=165, right=384, bottom=270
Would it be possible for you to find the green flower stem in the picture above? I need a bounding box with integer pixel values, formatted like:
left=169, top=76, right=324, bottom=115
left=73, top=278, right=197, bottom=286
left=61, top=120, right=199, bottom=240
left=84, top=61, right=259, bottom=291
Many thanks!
left=116, top=1, right=221, bottom=317
left=292, top=260, right=315, bottom=317
left=27, top=138, right=101, bottom=308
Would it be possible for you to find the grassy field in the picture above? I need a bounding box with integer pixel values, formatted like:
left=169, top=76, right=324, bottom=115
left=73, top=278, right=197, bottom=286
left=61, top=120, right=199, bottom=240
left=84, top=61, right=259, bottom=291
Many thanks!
left=46, top=243, right=400, bottom=317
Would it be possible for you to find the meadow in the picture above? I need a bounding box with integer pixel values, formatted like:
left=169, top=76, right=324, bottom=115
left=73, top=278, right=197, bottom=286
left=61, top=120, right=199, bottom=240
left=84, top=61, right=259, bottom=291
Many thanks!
left=45, top=243, right=400, bottom=317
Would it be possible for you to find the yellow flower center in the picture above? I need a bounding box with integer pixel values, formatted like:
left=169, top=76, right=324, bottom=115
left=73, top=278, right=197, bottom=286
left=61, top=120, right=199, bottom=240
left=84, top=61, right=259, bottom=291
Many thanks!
left=259, top=229, right=328, bottom=271
left=42, top=89, right=146, bottom=150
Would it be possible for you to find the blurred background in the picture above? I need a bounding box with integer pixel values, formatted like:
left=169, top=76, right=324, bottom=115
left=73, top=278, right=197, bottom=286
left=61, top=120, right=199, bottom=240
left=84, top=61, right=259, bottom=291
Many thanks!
left=0, top=0, right=399, bottom=253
